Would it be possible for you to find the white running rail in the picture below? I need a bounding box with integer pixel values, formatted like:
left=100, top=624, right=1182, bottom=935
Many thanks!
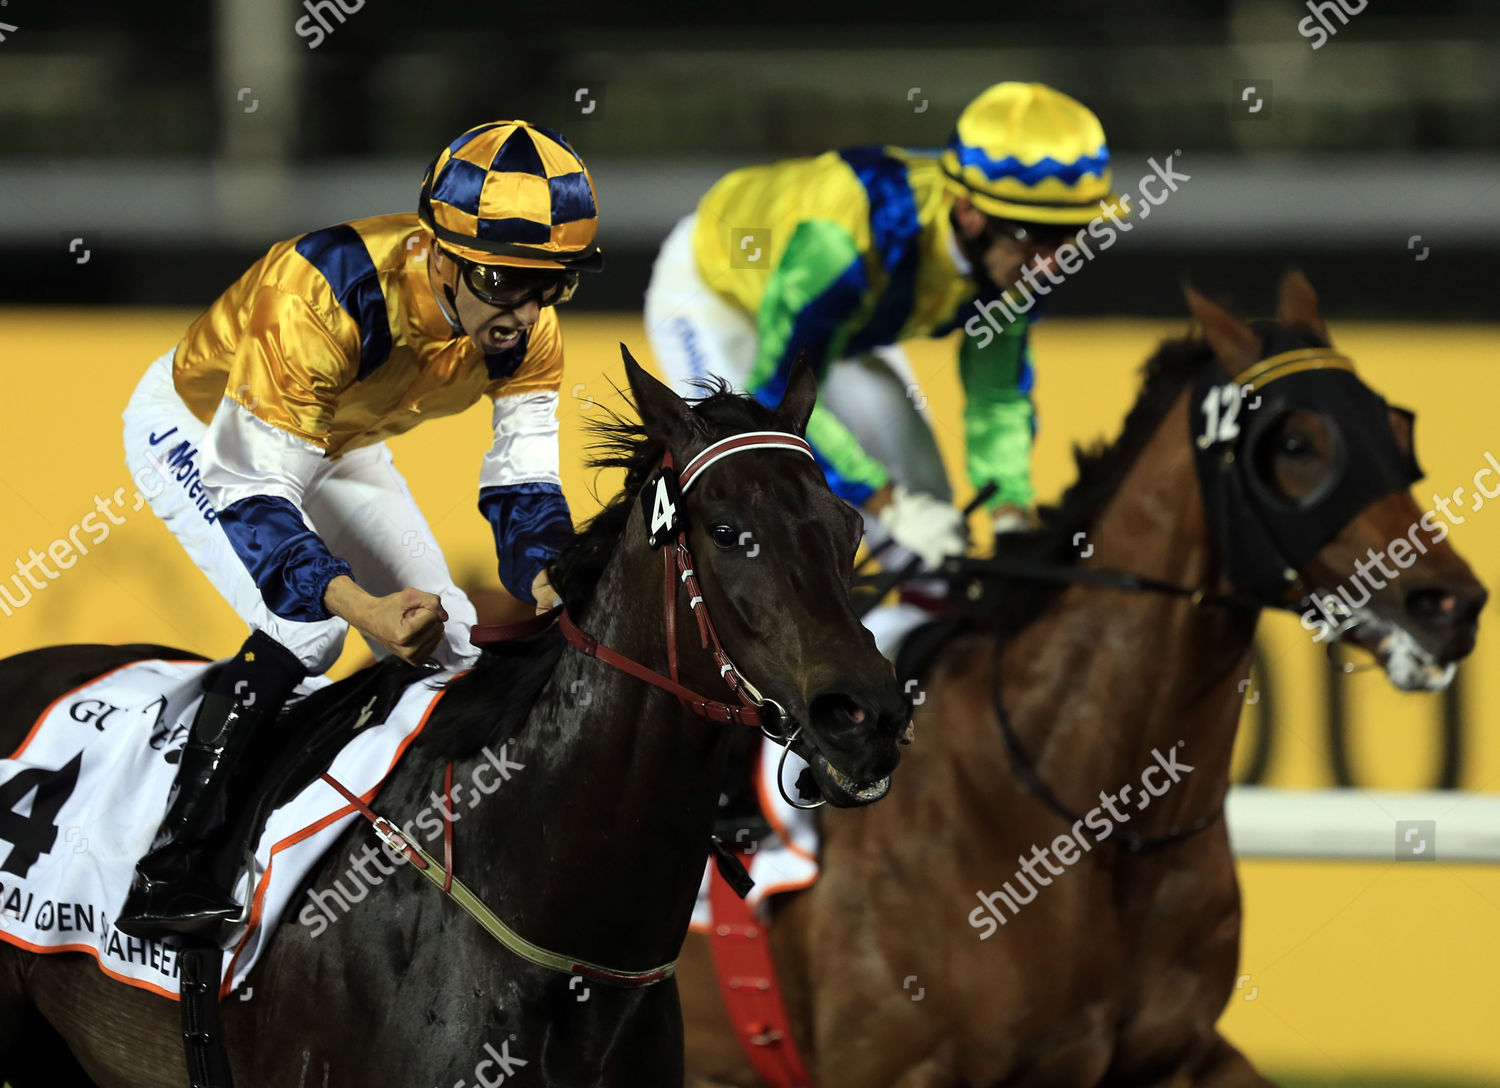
left=1227, top=787, right=1500, bottom=862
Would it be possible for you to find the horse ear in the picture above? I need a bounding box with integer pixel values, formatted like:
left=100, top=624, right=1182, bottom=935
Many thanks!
left=621, top=343, right=698, bottom=447
left=1184, top=284, right=1260, bottom=376
left=772, top=352, right=818, bottom=436
left=1276, top=268, right=1330, bottom=344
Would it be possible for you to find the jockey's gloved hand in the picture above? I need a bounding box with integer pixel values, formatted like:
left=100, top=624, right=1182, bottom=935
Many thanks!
left=875, top=485, right=968, bottom=569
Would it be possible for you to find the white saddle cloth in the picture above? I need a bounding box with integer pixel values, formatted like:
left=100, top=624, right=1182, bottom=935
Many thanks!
left=691, top=739, right=822, bottom=931
left=0, top=658, right=453, bottom=998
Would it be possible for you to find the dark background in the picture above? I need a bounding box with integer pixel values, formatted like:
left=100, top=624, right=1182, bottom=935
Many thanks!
left=3, top=0, right=1496, bottom=318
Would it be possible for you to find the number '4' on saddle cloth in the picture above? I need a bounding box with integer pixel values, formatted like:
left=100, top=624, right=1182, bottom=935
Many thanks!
left=0, top=657, right=454, bottom=999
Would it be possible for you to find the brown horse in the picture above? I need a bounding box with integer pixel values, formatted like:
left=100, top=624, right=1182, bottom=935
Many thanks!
left=677, top=275, right=1487, bottom=1087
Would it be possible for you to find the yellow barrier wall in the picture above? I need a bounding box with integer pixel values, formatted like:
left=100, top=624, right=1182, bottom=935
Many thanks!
left=1, top=310, right=1496, bottom=1081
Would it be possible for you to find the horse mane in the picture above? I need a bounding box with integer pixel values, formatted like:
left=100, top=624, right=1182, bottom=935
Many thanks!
left=548, top=379, right=775, bottom=614
left=419, top=379, right=778, bottom=757
left=980, top=328, right=1216, bottom=634
left=422, top=332, right=1222, bottom=751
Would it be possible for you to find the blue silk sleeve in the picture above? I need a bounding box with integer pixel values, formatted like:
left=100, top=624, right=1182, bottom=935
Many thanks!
left=478, top=483, right=574, bottom=604
left=215, top=495, right=353, bottom=621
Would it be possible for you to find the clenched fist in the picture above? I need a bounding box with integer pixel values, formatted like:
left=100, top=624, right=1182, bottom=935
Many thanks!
left=325, top=576, right=449, bottom=665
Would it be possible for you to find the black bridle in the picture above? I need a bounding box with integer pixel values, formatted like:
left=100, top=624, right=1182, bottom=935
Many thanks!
left=868, top=343, right=1421, bottom=852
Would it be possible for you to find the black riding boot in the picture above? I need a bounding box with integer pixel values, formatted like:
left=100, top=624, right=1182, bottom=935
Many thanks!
left=116, top=630, right=306, bottom=941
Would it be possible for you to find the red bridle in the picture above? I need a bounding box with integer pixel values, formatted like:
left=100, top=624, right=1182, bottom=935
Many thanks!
left=472, top=430, right=816, bottom=735
left=321, top=431, right=821, bottom=990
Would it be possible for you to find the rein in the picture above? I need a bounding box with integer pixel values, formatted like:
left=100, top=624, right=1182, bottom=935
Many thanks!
left=942, top=545, right=1265, bottom=849
left=985, top=641, right=1226, bottom=853
left=327, top=430, right=815, bottom=989
left=942, top=553, right=1269, bottom=613
left=926, top=507, right=1264, bottom=854
left=903, top=345, right=1397, bottom=617
left=475, top=431, right=817, bottom=736
left=320, top=772, right=676, bottom=986
left=881, top=348, right=1391, bottom=849
left=944, top=552, right=1241, bottom=854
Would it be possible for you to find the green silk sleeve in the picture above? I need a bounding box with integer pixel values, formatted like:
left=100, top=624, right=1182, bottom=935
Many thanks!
left=958, top=313, right=1037, bottom=510
left=748, top=220, right=889, bottom=505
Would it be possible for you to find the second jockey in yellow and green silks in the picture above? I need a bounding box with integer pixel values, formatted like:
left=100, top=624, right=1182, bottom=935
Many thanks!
left=646, top=82, right=1125, bottom=569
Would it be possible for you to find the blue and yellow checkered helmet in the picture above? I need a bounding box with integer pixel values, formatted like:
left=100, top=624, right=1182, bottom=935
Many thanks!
left=941, top=83, right=1123, bottom=226
left=418, top=120, right=603, bottom=271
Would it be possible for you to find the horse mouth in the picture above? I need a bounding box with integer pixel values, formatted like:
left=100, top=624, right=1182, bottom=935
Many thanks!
left=812, top=752, right=892, bottom=805
left=1334, top=609, right=1459, bottom=692
left=788, top=737, right=894, bottom=807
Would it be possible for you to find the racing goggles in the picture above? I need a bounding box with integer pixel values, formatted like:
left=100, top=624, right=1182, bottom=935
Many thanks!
left=981, top=217, right=1080, bottom=253
left=449, top=252, right=579, bottom=310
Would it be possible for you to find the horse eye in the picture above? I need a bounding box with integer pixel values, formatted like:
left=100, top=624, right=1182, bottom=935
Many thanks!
left=710, top=525, right=738, bottom=550
left=1280, top=431, right=1313, bottom=457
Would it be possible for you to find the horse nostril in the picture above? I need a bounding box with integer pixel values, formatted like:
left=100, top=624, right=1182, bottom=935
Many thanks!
left=833, top=697, right=866, bottom=725
left=1406, top=586, right=1476, bottom=629
left=810, top=689, right=909, bottom=743
left=810, top=694, right=865, bottom=725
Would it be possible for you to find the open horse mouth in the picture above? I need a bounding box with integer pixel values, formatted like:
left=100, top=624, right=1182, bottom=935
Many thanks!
left=772, top=685, right=905, bottom=808
left=787, top=736, right=895, bottom=807
left=812, top=750, right=893, bottom=805
left=1334, top=608, right=1466, bottom=692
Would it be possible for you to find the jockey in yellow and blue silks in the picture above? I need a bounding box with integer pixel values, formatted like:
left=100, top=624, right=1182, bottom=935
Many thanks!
left=116, top=120, right=602, bottom=941
left=646, top=83, right=1124, bottom=569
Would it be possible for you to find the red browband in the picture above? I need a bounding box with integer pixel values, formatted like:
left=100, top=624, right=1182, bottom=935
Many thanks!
left=471, top=431, right=815, bottom=731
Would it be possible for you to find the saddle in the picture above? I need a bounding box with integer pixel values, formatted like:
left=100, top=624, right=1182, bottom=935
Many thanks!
left=214, top=657, right=439, bottom=914
left=179, top=656, right=437, bottom=1088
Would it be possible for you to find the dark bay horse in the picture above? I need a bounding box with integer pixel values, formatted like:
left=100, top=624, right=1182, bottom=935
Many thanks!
left=677, top=275, right=1487, bottom=1087
left=0, top=349, right=908, bottom=1087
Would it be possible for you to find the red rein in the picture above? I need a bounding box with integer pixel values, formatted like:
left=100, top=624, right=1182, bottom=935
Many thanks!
left=472, top=433, right=818, bottom=732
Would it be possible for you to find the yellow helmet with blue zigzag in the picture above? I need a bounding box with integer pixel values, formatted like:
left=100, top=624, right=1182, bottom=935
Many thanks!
left=941, top=83, right=1123, bottom=225
left=418, top=120, right=603, bottom=271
